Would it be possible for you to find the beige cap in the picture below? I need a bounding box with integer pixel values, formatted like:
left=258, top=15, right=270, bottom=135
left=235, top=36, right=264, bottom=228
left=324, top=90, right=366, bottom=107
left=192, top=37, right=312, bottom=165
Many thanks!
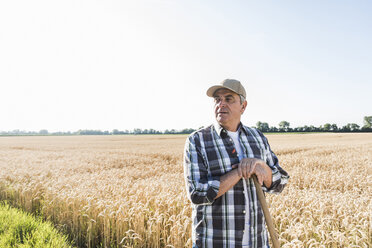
left=206, top=79, right=246, bottom=99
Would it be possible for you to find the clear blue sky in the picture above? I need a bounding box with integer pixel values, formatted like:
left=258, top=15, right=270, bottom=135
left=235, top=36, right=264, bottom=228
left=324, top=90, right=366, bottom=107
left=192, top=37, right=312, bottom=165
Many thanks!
left=1, top=0, right=371, bottom=132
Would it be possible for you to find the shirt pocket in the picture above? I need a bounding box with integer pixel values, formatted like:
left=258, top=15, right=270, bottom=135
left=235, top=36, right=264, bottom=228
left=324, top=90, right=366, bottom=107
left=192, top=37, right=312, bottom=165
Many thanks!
left=246, top=141, right=267, bottom=161
left=203, top=145, right=231, bottom=176
left=207, top=159, right=230, bottom=177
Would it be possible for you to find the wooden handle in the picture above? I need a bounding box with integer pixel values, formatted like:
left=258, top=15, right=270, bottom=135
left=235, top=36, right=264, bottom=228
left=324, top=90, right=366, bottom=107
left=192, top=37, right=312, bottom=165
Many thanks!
left=252, top=176, right=280, bottom=248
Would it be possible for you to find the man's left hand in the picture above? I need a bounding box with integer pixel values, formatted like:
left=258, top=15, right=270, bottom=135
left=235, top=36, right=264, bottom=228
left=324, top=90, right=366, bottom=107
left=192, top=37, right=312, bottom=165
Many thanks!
left=232, top=158, right=272, bottom=187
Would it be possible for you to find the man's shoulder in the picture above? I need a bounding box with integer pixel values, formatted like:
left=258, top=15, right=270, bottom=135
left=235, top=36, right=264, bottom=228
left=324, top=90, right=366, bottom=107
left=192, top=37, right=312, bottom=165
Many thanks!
left=241, top=125, right=266, bottom=139
left=241, top=124, right=254, bottom=132
left=187, top=125, right=214, bottom=138
left=185, top=125, right=216, bottom=146
left=240, top=124, right=257, bottom=134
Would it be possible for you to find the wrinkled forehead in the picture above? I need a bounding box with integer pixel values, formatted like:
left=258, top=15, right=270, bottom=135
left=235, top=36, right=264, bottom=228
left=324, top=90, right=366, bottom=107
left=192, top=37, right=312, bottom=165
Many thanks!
left=213, top=88, right=239, bottom=97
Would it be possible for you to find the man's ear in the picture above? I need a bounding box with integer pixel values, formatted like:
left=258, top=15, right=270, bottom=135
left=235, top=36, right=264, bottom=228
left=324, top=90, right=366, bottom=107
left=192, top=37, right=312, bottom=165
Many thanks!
left=241, top=101, right=247, bottom=113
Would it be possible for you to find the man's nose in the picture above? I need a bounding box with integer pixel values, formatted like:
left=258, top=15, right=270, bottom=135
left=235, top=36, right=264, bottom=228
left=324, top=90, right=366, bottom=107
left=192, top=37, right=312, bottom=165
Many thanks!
left=218, top=99, right=227, bottom=107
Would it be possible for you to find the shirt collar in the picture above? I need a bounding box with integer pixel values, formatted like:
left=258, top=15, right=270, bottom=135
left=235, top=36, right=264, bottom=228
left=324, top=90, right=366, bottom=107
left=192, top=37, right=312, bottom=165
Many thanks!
left=213, top=122, right=248, bottom=137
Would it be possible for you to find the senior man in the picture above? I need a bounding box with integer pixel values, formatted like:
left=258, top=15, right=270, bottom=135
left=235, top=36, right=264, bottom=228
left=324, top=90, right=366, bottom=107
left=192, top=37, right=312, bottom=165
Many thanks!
left=183, top=79, right=289, bottom=248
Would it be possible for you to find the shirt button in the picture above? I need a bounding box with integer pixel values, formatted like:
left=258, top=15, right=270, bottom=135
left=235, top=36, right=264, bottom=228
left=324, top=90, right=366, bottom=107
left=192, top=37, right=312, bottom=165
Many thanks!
left=243, top=210, right=246, bottom=213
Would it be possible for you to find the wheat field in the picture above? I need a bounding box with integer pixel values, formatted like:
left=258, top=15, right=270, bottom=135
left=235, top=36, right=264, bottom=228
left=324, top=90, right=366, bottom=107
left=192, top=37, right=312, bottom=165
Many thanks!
left=0, top=133, right=371, bottom=247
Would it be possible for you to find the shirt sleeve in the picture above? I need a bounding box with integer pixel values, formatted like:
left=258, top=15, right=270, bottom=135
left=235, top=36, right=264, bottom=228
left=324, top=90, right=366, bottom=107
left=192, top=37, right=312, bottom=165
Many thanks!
left=183, top=134, right=220, bottom=205
left=261, top=134, right=290, bottom=194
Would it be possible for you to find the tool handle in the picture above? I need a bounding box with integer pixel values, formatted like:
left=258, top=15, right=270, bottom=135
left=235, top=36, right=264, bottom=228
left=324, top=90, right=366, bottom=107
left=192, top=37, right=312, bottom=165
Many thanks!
left=252, top=176, right=280, bottom=248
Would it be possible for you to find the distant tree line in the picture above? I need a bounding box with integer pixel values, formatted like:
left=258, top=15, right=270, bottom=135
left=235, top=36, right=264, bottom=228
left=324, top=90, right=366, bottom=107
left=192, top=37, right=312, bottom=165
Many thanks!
left=1, top=116, right=371, bottom=136
left=0, top=128, right=198, bottom=136
left=256, top=116, right=372, bottom=133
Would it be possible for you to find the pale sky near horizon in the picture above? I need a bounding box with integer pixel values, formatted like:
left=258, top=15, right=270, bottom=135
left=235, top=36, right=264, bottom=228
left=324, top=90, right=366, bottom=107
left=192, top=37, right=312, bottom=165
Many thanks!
left=1, top=1, right=371, bottom=132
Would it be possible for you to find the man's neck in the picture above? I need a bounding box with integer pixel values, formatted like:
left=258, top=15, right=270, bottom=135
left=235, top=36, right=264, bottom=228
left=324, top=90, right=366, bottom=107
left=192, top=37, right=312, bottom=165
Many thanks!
left=220, top=122, right=240, bottom=132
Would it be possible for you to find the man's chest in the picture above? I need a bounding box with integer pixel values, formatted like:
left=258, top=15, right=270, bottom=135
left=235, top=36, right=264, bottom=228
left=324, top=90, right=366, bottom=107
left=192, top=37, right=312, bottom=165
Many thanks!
left=200, top=135, right=267, bottom=176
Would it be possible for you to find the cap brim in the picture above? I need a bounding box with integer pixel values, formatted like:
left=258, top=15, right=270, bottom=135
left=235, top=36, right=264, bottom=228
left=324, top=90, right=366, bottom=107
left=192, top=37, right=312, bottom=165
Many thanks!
left=206, top=85, right=239, bottom=97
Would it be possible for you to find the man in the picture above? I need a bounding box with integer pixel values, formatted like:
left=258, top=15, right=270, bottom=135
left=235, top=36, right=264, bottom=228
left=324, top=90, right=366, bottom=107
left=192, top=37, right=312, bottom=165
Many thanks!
left=183, top=79, right=289, bottom=248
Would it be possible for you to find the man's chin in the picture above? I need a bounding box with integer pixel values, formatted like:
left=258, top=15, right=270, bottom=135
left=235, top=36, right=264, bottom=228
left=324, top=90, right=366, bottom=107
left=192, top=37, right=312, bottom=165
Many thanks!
left=216, top=117, right=228, bottom=125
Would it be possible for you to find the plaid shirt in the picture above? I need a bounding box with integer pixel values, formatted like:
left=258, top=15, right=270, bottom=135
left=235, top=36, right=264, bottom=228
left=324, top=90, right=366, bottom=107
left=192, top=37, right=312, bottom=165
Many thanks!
left=183, top=123, right=289, bottom=248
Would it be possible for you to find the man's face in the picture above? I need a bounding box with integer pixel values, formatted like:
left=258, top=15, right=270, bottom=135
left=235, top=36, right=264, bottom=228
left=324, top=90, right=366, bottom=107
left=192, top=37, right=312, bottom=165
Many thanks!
left=213, top=88, right=246, bottom=129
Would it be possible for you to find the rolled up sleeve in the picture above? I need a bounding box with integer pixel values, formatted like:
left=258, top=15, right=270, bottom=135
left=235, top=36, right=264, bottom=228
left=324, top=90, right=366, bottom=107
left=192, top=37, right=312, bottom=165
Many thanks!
left=261, top=136, right=290, bottom=194
left=183, top=135, right=220, bottom=205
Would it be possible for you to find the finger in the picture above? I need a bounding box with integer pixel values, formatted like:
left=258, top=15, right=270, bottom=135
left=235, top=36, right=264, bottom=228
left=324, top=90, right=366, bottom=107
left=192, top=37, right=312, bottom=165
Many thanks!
left=248, top=161, right=255, bottom=178
left=242, top=162, right=248, bottom=178
left=258, top=174, right=264, bottom=185
left=238, top=163, right=242, bottom=178
left=242, top=162, right=248, bottom=179
left=231, top=163, right=238, bottom=169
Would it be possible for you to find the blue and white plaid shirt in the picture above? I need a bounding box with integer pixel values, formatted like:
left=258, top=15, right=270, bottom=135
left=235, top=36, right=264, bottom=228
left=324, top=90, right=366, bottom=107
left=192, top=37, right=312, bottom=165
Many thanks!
left=183, top=123, right=289, bottom=248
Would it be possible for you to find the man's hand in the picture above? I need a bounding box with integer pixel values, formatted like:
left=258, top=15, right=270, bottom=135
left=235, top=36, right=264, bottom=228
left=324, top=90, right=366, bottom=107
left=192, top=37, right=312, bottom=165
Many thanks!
left=232, top=158, right=272, bottom=187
